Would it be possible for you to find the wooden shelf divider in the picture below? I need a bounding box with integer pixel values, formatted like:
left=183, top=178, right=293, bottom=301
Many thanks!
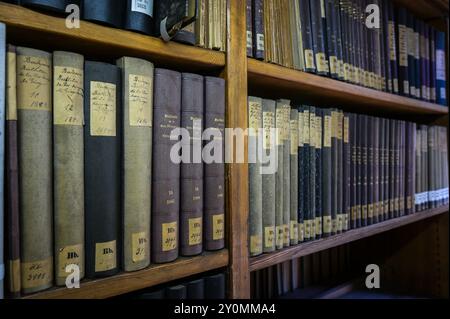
left=249, top=207, right=449, bottom=272
left=22, top=250, right=228, bottom=299
left=0, top=2, right=225, bottom=71
left=248, top=59, right=449, bottom=115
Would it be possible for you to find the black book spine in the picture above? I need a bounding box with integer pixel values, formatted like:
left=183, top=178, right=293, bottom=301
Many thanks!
left=343, top=113, right=350, bottom=231
left=325, top=0, right=339, bottom=79
left=309, top=106, right=317, bottom=240
left=373, top=117, right=380, bottom=224
left=84, top=61, right=121, bottom=278
left=315, top=108, right=323, bottom=238
left=379, top=118, right=385, bottom=222
left=20, top=0, right=76, bottom=13
left=388, top=119, right=395, bottom=219
left=300, top=0, right=317, bottom=73
left=246, top=0, right=253, bottom=57
left=204, top=273, right=226, bottom=299
left=334, top=0, right=345, bottom=81
left=429, top=27, right=437, bottom=103
left=394, top=120, right=401, bottom=217
left=424, top=24, right=431, bottom=102
left=367, top=116, right=374, bottom=225
left=339, top=0, right=350, bottom=82
left=387, top=1, right=399, bottom=94
left=383, top=117, right=390, bottom=221
left=350, top=0, right=360, bottom=86
left=360, top=115, right=368, bottom=227
left=310, top=0, right=330, bottom=76
left=407, top=12, right=416, bottom=98
left=350, top=113, right=358, bottom=229
left=337, top=111, right=344, bottom=232
left=298, top=107, right=305, bottom=242
left=413, top=20, right=421, bottom=99
left=322, top=109, right=332, bottom=236
left=382, top=1, right=393, bottom=92
left=397, top=8, right=409, bottom=96
left=253, top=0, right=265, bottom=60
left=331, top=110, right=339, bottom=234
left=82, top=0, right=124, bottom=28
left=124, top=0, right=154, bottom=35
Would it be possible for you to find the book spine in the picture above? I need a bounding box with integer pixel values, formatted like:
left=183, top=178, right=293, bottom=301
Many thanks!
left=415, top=126, right=422, bottom=211
left=84, top=61, right=121, bottom=278
left=309, top=106, right=317, bottom=240
left=414, top=19, right=422, bottom=99
left=400, top=121, right=406, bottom=216
left=367, top=116, right=374, bottom=225
left=382, top=1, right=393, bottom=92
left=275, top=100, right=284, bottom=248
left=53, top=51, right=85, bottom=285
left=351, top=0, right=360, bottom=86
left=397, top=8, right=409, bottom=96
left=361, top=114, right=368, bottom=226
left=248, top=96, right=263, bottom=256
left=407, top=13, right=416, bottom=98
left=425, top=24, right=431, bottom=102
left=17, top=47, right=54, bottom=293
left=421, top=126, right=429, bottom=209
left=82, top=0, right=124, bottom=29
left=429, top=28, right=436, bottom=104
left=298, top=106, right=305, bottom=242
left=322, top=109, right=332, bottom=236
left=315, top=108, right=323, bottom=238
left=356, top=114, right=362, bottom=226
left=125, top=0, right=154, bottom=35
left=337, top=110, right=344, bottom=232
left=247, top=0, right=254, bottom=57
left=204, top=77, right=225, bottom=251
left=346, top=0, right=355, bottom=84
left=253, top=0, right=265, bottom=60
left=428, top=126, right=436, bottom=208
left=334, top=0, right=345, bottom=81
left=281, top=100, right=291, bottom=247
left=290, top=108, right=299, bottom=245
left=20, top=0, right=75, bottom=13
left=383, top=117, right=390, bottom=220
left=187, top=278, right=205, bottom=299
left=204, top=273, right=226, bottom=299
left=378, top=118, right=385, bottom=222
left=180, top=73, right=204, bottom=257
left=310, top=0, right=329, bottom=75
left=373, top=117, right=380, bottom=224
left=299, top=0, right=316, bottom=73
left=350, top=113, right=358, bottom=229
left=302, top=107, right=311, bottom=240
left=325, top=0, right=339, bottom=78
left=262, top=99, right=276, bottom=252
left=0, top=24, right=5, bottom=299
left=339, top=0, right=350, bottom=82
left=343, top=113, right=350, bottom=230
left=387, top=2, right=399, bottom=94
left=435, top=31, right=447, bottom=106
left=5, top=44, right=21, bottom=298
left=395, top=120, right=401, bottom=217
left=331, top=109, right=338, bottom=234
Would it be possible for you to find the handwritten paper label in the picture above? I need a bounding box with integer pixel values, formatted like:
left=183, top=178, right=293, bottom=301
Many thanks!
left=263, top=112, right=275, bottom=150
left=290, top=119, right=298, bottom=155
left=249, top=100, right=261, bottom=134
left=304, top=49, right=315, bottom=70
left=162, top=222, right=177, bottom=252
left=17, top=55, right=51, bottom=111
left=303, top=111, right=310, bottom=145
left=344, top=116, right=349, bottom=143
left=316, top=53, right=329, bottom=73
left=7, top=51, right=17, bottom=120
left=299, top=223, right=304, bottom=242
left=54, top=66, right=84, bottom=125
left=132, top=0, right=153, bottom=16
left=129, top=74, right=153, bottom=127
left=8, top=259, right=21, bottom=293
left=276, top=226, right=283, bottom=246
left=324, top=115, right=332, bottom=147
left=315, top=116, right=322, bottom=149
left=389, top=22, right=397, bottom=61
left=398, top=25, right=408, bottom=67
left=95, top=240, right=116, bottom=272
left=132, top=232, right=148, bottom=263
left=250, top=236, right=262, bottom=254
left=276, top=108, right=284, bottom=146
left=315, top=217, right=322, bottom=235
left=58, top=244, right=83, bottom=277
left=90, top=81, right=116, bottom=136
left=323, top=216, right=332, bottom=234
left=264, top=226, right=275, bottom=248
left=257, top=33, right=265, bottom=51
left=212, top=214, right=224, bottom=241
left=188, top=217, right=202, bottom=246
left=21, top=258, right=53, bottom=290
left=290, top=221, right=298, bottom=241
left=283, top=225, right=289, bottom=245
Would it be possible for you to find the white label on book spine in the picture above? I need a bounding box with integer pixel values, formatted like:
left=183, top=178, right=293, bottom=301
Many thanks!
left=132, top=0, right=153, bottom=17
left=257, top=34, right=264, bottom=51
left=247, top=31, right=253, bottom=49
left=436, top=50, right=446, bottom=80
left=440, top=87, right=446, bottom=100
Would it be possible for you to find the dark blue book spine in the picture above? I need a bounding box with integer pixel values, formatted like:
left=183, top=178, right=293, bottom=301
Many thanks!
left=407, top=12, right=416, bottom=98
left=387, top=1, right=399, bottom=94
left=436, top=31, right=447, bottom=106
left=299, top=0, right=316, bottom=73
left=298, top=106, right=305, bottom=242
left=0, top=22, right=6, bottom=299
left=310, top=0, right=329, bottom=76
left=397, top=7, right=409, bottom=96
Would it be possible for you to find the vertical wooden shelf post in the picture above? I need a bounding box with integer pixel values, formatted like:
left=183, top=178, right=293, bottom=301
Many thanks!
left=224, top=0, right=251, bottom=298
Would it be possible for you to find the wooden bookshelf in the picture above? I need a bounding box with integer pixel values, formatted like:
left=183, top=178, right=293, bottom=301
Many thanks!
left=249, top=206, right=449, bottom=272
left=22, top=250, right=228, bottom=299
left=0, top=2, right=225, bottom=72
left=248, top=59, right=449, bottom=116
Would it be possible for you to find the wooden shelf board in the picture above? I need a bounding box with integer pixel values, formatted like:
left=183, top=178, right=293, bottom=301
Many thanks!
left=0, top=3, right=225, bottom=72
left=22, top=250, right=228, bottom=299
left=249, top=206, right=449, bottom=272
left=248, top=59, right=449, bottom=116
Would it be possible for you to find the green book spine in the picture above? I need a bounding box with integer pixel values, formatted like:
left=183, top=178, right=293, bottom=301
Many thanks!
left=290, top=108, right=299, bottom=245
left=17, top=47, right=53, bottom=293
left=322, top=109, right=332, bottom=236
left=275, top=100, right=285, bottom=249
left=262, top=99, right=276, bottom=252
left=53, top=51, right=85, bottom=285
left=248, top=96, right=263, bottom=256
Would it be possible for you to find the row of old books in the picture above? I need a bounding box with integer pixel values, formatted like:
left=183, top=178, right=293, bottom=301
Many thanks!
left=123, top=272, right=226, bottom=299
left=0, top=40, right=225, bottom=297
left=247, top=96, right=449, bottom=256
left=246, top=0, right=448, bottom=106
left=1, top=0, right=226, bottom=51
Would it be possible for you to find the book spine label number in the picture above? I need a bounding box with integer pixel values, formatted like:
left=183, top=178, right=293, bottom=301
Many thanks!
left=162, top=222, right=178, bottom=252
left=132, top=232, right=148, bottom=263
left=212, top=214, right=225, bottom=241
left=21, top=258, right=53, bottom=290
left=132, top=0, right=153, bottom=17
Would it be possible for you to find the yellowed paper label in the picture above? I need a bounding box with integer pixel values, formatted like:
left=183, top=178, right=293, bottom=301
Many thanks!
left=290, top=221, right=298, bottom=241
left=407, top=196, right=412, bottom=210
left=264, top=226, right=275, bottom=248
left=283, top=225, right=289, bottom=244
left=351, top=207, right=357, bottom=221
left=316, top=53, right=329, bottom=73
left=250, top=236, right=262, bottom=254
left=276, top=226, right=283, bottom=246
left=323, top=216, right=332, bottom=234
left=398, top=25, right=408, bottom=67
left=368, top=204, right=374, bottom=218
left=324, top=115, right=332, bottom=147
left=331, top=111, right=338, bottom=138
left=339, top=60, right=345, bottom=79
left=299, top=223, right=304, bottom=242
left=162, top=222, right=178, bottom=251
left=249, top=100, right=261, bottom=135
left=276, top=108, right=284, bottom=146
left=389, top=22, right=397, bottom=61
left=315, top=116, right=322, bottom=149
left=132, top=231, right=148, bottom=263
left=8, top=259, right=21, bottom=293
left=304, top=49, right=315, bottom=70
left=298, top=112, right=304, bottom=147
left=54, top=66, right=84, bottom=125
left=337, top=112, right=343, bottom=140
left=309, top=113, right=316, bottom=148
left=17, top=55, right=51, bottom=111
left=188, top=217, right=202, bottom=246
left=311, top=219, right=316, bottom=238
left=90, top=81, right=116, bottom=136
left=212, top=214, right=224, bottom=241
left=263, top=111, right=275, bottom=150
left=58, top=243, right=83, bottom=277
left=129, top=74, right=153, bottom=127
left=344, top=116, right=349, bottom=143
left=344, top=63, right=350, bottom=81
left=95, top=240, right=116, bottom=272
left=304, top=220, right=311, bottom=239
left=21, top=257, right=53, bottom=290
left=337, top=214, right=343, bottom=231
left=315, top=217, right=322, bottom=235
left=362, top=205, right=368, bottom=219
left=303, top=111, right=310, bottom=145
left=6, top=51, right=17, bottom=120
left=290, top=119, right=299, bottom=155
left=330, top=56, right=338, bottom=75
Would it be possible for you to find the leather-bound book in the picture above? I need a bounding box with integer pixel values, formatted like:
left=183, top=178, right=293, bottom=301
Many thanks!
left=407, top=13, right=416, bottom=98
left=383, top=118, right=390, bottom=220
left=308, top=106, right=316, bottom=240
left=5, top=44, right=21, bottom=298
left=325, top=0, right=338, bottom=79
left=17, top=47, right=53, bottom=293
left=124, top=0, right=154, bottom=35
left=427, top=126, right=436, bottom=208
left=360, top=115, right=368, bottom=226
left=248, top=96, right=262, bottom=256
left=82, top=0, right=124, bottom=28
left=204, top=273, right=225, bottom=299
left=406, top=122, right=416, bottom=215
left=314, top=108, right=322, bottom=238
left=309, top=0, right=329, bottom=76
left=421, top=126, right=429, bottom=209
left=378, top=118, right=385, bottom=222
left=252, top=0, right=264, bottom=60
left=186, top=278, right=204, bottom=299
left=388, top=119, right=395, bottom=218
left=20, top=0, right=77, bottom=13
left=367, top=116, right=374, bottom=225
left=299, top=0, right=316, bottom=73
left=356, top=114, right=363, bottom=225
left=349, top=0, right=358, bottom=85
left=290, top=108, right=299, bottom=245
left=262, top=99, right=276, bottom=252
left=339, top=0, right=349, bottom=82
left=373, top=117, right=380, bottom=224
left=424, top=25, right=431, bottom=102
left=343, top=113, right=350, bottom=230
left=275, top=100, right=285, bottom=248
left=413, top=20, right=422, bottom=99
left=117, top=57, right=153, bottom=271
left=53, top=51, right=85, bottom=286
left=180, top=73, right=204, bottom=257
left=152, top=68, right=181, bottom=263
left=298, top=106, right=306, bottom=242
left=246, top=0, right=253, bottom=57
left=330, top=109, right=338, bottom=234
left=322, top=109, right=332, bottom=235
left=0, top=23, right=5, bottom=299
left=429, top=28, right=436, bottom=103
left=435, top=31, right=447, bottom=106
left=415, top=126, right=422, bottom=211
left=336, top=111, right=344, bottom=232
left=203, top=76, right=225, bottom=251
left=334, top=0, right=344, bottom=80
left=400, top=121, right=406, bottom=216
left=382, top=1, right=392, bottom=92
left=349, top=113, right=358, bottom=229
left=397, top=8, right=409, bottom=96
left=280, top=100, right=291, bottom=247
left=84, top=61, right=121, bottom=278
left=387, top=1, right=399, bottom=94
left=165, top=285, right=187, bottom=299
